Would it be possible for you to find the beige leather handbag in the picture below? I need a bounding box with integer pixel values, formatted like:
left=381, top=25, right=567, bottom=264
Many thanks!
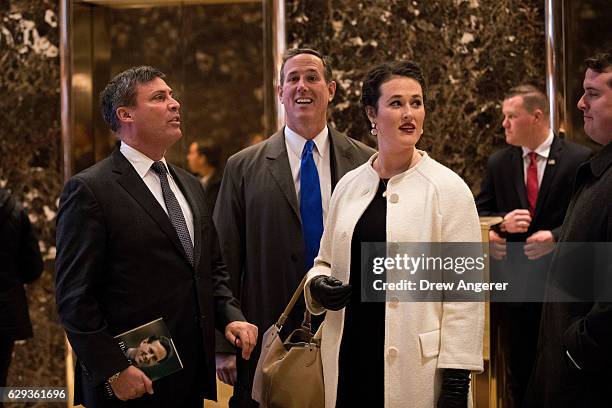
left=252, top=275, right=324, bottom=408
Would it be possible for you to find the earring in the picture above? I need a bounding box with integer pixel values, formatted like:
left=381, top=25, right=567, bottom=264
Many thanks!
left=370, top=122, right=378, bottom=136
left=420, top=128, right=424, bottom=135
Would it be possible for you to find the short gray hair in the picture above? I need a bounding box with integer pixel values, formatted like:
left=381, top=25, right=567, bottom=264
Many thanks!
left=100, top=66, right=165, bottom=132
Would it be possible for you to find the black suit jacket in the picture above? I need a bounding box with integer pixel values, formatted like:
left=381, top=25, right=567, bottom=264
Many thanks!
left=55, top=148, right=245, bottom=406
left=476, top=135, right=591, bottom=242
left=0, top=189, right=43, bottom=340
left=213, top=127, right=374, bottom=396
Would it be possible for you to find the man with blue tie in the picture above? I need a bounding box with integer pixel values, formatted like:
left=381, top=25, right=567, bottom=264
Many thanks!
left=213, top=48, right=374, bottom=407
left=476, top=85, right=591, bottom=407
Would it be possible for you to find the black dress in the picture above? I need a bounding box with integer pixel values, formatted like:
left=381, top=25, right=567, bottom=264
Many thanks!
left=335, top=180, right=386, bottom=407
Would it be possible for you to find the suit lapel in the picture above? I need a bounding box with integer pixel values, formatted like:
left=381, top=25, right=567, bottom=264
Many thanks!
left=532, top=136, right=560, bottom=222
left=169, top=164, right=202, bottom=269
left=511, top=147, right=530, bottom=210
left=265, top=128, right=300, bottom=220
left=328, top=127, right=357, bottom=189
left=111, top=150, right=192, bottom=268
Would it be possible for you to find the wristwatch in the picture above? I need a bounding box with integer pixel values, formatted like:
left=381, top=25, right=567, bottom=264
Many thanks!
left=108, top=371, right=121, bottom=383
left=105, top=371, right=122, bottom=399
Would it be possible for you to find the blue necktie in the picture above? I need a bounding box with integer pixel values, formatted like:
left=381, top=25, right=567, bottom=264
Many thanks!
left=300, top=140, right=324, bottom=270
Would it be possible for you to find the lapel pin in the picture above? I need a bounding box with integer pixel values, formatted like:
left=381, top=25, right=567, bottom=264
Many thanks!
left=548, top=159, right=556, bottom=165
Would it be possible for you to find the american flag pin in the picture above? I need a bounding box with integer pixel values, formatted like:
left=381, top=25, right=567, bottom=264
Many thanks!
left=548, top=159, right=556, bottom=165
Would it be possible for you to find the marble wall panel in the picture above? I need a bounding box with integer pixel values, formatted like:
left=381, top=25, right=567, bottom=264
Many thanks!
left=286, top=0, right=546, bottom=190
left=109, top=2, right=264, bottom=167
left=0, top=0, right=65, bottom=400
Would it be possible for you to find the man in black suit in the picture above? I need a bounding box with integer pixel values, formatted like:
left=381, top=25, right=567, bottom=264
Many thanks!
left=213, top=48, right=375, bottom=406
left=0, top=188, right=43, bottom=396
left=55, top=66, right=257, bottom=407
left=476, top=85, right=591, bottom=407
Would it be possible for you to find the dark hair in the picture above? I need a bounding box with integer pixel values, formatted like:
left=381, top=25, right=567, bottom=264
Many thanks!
left=585, top=49, right=612, bottom=73
left=360, top=60, right=428, bottom=118
left=145, top=335, right=173, bottom=362
left=505, top=84, right=550, bottom=117
left=279, top=48, right=333, bottom=84
left=585, top=50, right=612, bottom=88
left=100, top=66, right=166, bottom=132
left=194, top=141, right=222, bottom=169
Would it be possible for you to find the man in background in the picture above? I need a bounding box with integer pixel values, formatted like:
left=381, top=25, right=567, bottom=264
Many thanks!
left=0, top=188, right=43, bottom=402
left=476, top=85, right=590, bottom=407
left=214, top=48, right=374, bottom=406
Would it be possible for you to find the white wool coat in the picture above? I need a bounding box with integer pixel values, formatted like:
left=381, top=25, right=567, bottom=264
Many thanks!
left=305, top=152, right=484, bottom=408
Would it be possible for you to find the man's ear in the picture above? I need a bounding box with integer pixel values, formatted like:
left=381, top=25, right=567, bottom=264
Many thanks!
left=327, top=80, right=337, bottom=102
left=277, top=84, right=284, bottom=104
left=532, top=108, right=544, bottom=123
left=116, top=107, right=133, bottom=124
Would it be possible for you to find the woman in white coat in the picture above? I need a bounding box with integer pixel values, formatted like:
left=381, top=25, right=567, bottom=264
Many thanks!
left=304, top=61, right=484, bottom=408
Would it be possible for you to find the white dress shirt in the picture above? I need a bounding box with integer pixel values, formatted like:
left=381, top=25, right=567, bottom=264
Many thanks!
left=284, top=126, right=332, bottom=223
left=120, top=142, right=194, bottom=244
left=521, top=130, right=554, bottom=186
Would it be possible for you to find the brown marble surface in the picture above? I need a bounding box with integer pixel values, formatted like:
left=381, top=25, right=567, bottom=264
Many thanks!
left=109, top=2, right=264, bottom=168
left=286, top=0, right=546, bottom=191
left=0, top=0, right=65, bottom=403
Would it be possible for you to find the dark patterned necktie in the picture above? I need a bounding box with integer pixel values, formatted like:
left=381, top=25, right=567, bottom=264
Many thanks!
left=151, top=161, right=194, bottom=266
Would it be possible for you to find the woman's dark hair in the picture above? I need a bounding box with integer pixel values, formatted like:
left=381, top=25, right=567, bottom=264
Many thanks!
left=360, top=60, right=428, bottom=116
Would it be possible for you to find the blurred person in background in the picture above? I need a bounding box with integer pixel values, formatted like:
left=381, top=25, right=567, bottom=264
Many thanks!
left=0, top=188, right=44, bottom=399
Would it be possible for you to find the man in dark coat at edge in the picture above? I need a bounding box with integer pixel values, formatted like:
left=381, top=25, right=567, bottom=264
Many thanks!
left=525, top=49, right=612, bottom=407
left=0, top=188, right=43, bottom=398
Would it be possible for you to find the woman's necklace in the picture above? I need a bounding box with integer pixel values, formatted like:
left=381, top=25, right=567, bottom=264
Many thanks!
left=381, top=178, right=389, bottom=197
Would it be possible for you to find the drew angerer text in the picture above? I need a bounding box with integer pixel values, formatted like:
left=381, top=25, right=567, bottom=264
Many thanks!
left=372, top=279, right=508, bottom=293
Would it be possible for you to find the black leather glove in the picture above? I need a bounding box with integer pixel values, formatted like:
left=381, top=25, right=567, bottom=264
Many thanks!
left=437, top=369, right=470, bottom=408
left=309, top=275, right=352, bottom=311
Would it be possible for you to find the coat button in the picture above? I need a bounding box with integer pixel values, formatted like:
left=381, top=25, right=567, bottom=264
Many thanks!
left=388, top=297, right=399, bottom=308
left=389, top=193, right=399, bottom=203
left=388, top=347, right=399, bottom=357
left=341, top=232, right=348, bottom=239
left=291, top=253, right=298, bottom=262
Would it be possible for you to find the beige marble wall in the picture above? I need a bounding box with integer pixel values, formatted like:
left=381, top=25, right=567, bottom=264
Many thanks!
left=286, top=0, right=546, bottom=190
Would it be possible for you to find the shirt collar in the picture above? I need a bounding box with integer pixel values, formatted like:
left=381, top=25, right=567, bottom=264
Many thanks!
left=589, top=141, right=612, bottom=178
left=284, top=125, right=329, bottom=159
left=120, top=141, right=169, bottom=178
left=522, top=129, right=554, bottom=158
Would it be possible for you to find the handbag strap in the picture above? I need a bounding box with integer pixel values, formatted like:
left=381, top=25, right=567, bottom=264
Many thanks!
left=275, top=273, right=310, bottom=329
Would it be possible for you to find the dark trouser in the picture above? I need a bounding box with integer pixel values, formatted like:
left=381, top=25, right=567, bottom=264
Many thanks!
left=229, top=356, right=259, bottom=408
left=497, top=302, right=542, bottom=408
left=0, top=338, right=15, bottom=408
